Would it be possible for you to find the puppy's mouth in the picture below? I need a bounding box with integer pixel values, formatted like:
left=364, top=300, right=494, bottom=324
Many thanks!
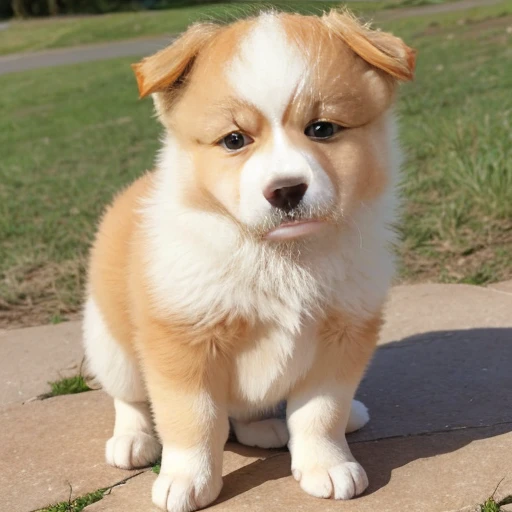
left=265, top=218, right=327, bottom=241
left=254, top=205, right=339, bottom=242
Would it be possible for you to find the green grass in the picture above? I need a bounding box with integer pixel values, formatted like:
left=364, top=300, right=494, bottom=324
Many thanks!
left=1, top=2, right=511, bottom=326
left=0, top=56, right=160, bottom=326
left=37, top=488, right=106, bottom=512
left=47, top=375, right=92, bottom=397
left=0, top=1, right=388, bottom=56
left=383, top=1, right=512, bottom=284
left=50, top=313, right=67, bottom=324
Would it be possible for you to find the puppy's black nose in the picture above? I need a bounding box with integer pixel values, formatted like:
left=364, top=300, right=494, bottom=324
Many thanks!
left=264, top=183, right=308, bottom=211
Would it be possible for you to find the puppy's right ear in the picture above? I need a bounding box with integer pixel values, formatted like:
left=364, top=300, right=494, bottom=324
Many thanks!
left=322, top=10, right=416, bottom=82
left=131, top=22, right=221, bottom=99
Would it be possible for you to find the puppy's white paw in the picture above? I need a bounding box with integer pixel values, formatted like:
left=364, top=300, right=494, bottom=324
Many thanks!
left=152, top=471, right=222, bottom=512
left=106, top=432, right=161, bottom=469
left=233, top=418, right=289, bottom=448
left=345, top=400, right=370, bottom=434
left=293, top=461, right=368, bottom=500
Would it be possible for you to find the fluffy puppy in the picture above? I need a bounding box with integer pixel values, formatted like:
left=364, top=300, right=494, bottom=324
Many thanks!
left=83, top=9, right=415, bottom=512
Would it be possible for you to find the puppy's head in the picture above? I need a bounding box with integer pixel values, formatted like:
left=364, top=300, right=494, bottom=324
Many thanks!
left=133, top=10, right=415, bottom=242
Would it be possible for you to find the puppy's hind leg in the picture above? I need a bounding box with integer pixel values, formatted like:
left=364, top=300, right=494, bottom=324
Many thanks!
left=232, top=397, right=368, bottom=450
left=232, top=417, right=290, bottom=449
left=346, top=400, right=370, bottom=434
left=83, top=297, right=161, bottom=469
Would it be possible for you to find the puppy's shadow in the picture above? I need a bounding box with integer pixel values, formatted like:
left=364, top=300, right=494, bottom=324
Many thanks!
left=217, top=445, right=290, bottom=504
left=217, top=327, right=512, bottom=502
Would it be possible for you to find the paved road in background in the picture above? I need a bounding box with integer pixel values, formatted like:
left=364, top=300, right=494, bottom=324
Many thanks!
left=0, top=36, right=173, bottom=75
left=0, top=0, right=503, bottom=76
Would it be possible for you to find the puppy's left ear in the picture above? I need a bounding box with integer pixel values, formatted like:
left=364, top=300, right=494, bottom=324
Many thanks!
left=322, top=10, right=416, bottom=81
left=131, top=22, right=221, bottom=99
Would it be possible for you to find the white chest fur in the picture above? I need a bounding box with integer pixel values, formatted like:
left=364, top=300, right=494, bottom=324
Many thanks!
left=230, top=318, right=317, bottom=415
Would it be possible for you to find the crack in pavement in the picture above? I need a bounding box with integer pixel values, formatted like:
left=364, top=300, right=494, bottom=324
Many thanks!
left=27, top=470, right=149, bottom=512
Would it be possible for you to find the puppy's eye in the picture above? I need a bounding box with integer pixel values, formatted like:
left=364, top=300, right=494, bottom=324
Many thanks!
left=305, top=121, right=341, bottom=140
left=220, top=132, right=253, bottom=151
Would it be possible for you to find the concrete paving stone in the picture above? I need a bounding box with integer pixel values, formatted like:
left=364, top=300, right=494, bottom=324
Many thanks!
left=0, top=321, right=85, bottom=406
left=353, top=324, right=512, bottom=441
left=84, top=427, right=512, bottom=512
left=86, top=444, right=272, bottom=512
left=0, top=391, right=140, bottom=512
left=350, top=283, right=512, bottom=442
left=488, top=280, right=512, bottom=295
left=1, top=283, right=511, bottom=511
left=380, top=283, right=512, bottom=344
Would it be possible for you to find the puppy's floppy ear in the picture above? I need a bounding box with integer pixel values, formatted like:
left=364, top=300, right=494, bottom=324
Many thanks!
left=131, top=22, right=221, bottom=99
left=322, top=10, right=416, bottom=81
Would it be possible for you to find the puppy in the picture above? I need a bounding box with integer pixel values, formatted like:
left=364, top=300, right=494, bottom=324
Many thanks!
left=83, top=9, right=415, bottom=512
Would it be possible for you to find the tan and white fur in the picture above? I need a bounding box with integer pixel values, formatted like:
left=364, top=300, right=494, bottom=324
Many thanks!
left=83, top=9, right=415, bottom=512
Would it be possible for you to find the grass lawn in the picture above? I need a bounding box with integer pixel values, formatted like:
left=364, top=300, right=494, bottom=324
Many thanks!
left=1, top=2, right=511, bottom=327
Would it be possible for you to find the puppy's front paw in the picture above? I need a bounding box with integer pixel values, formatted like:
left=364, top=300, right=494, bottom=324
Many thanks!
left=152, top=470, right=222, bottom=512
left=293, top=460, right=368, bottom=500
left=106, top=432, right=161, bottom=469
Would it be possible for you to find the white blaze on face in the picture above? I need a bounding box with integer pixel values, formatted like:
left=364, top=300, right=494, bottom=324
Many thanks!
left=226, top=14, right=335, bottom=228
left=228, top=13, right=306, bottom=122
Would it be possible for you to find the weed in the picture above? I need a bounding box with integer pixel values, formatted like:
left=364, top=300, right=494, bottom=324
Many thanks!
left=47, top=375, right=91, bottom=397
left=37, top=488, right=105, bottom=512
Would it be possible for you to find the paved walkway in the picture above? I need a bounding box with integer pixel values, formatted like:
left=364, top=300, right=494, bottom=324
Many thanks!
left=1, top=281, right=511, bottom=511
left=0, top=36, right=173, bottom=76
left=0, top=0, right=503, bottom=76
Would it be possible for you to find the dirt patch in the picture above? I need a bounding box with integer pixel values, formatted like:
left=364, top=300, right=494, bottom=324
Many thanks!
left=0, top=302, right=81, bottom=329
left=399, top=220, right=512, bottom=285
left=0, top=259, right=85, bottom=329
left=378, top=0, right=504, bottom=21
left=460, top=13, right=512, bottom=42
left=415, top=13, right=512, bottom=38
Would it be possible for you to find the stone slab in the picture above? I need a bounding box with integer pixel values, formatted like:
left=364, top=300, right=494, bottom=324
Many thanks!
left=380, top=283, right=512, bottom=344
left=350, top=283, right=512, bottom=442
left=2, top=283, right=511, bottom=511
left=488, top=280, right=512, bottom=295
left=84, top=427, right=512, bottom=512
left=0, top=391, right=139, bottom=512
left=86, top=444, right=272, bottom=512
left=0, top=321, right=84, bottom=406
left=353, top=324, right=512, bottom=441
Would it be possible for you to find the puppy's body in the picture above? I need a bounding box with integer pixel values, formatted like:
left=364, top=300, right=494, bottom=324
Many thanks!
left=84, top=10, right=414, bottom=512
